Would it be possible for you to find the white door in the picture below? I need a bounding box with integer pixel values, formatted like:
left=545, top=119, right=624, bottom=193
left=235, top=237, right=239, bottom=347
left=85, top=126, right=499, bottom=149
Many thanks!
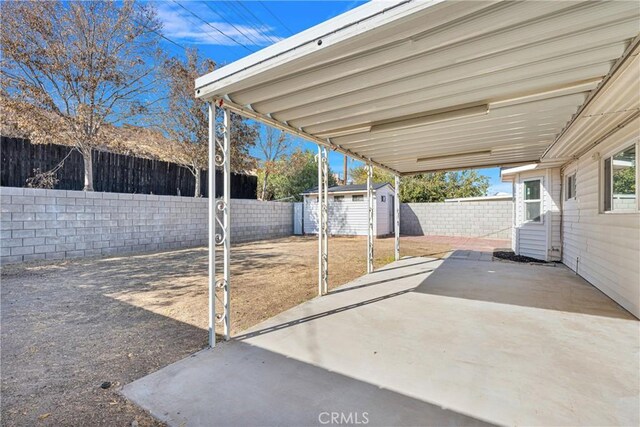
left=516, top=177, right=546, bottom=260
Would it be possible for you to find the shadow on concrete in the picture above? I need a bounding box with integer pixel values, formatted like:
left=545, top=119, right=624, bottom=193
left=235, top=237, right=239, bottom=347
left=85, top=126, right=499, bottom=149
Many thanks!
left=368, top=256, right=441, bottom=274
left=328, top=270, right=431, bottom=295
left=123, top=340, right=494, bottom=427
left=412, top=256, right=636, bottom=320
left=234, top=287, right=414, bottom=341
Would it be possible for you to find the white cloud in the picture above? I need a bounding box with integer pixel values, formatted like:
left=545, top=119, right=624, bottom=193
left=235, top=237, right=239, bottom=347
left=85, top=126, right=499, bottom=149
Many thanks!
left=156, top=3, right=282, bottom=47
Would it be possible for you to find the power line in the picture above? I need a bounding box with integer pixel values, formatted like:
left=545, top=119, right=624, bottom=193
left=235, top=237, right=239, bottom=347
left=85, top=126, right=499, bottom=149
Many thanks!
left=218, top=0, right=270, bottom=44
left=170, top=0, right=255, bottom=52
left=258, top=1, right=294, bottom=36
left=133, top=5, right=187, bottom=51
left=230, top=0, right=280, bottom=44
left=202, top=1, right=262, bottom=47
left=136, top=19, right=187, bottom=51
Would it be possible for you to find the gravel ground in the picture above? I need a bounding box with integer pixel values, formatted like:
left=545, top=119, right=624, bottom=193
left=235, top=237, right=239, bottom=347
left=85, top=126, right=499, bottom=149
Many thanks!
left=1, top=235, right=455, bottom=426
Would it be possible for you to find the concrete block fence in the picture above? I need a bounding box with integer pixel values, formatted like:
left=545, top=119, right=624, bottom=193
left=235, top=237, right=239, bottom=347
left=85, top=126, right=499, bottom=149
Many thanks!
left=400, top=200, right=513, bottom=239
left=1, top=187, right=293, bottom=264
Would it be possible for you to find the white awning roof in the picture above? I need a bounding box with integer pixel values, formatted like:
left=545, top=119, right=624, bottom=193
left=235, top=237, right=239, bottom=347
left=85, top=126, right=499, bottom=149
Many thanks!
left=195, top=0, right=639, bottom=175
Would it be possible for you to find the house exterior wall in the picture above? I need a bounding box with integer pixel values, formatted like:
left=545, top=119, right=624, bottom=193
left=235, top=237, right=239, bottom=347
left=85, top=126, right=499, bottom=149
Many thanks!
left=512, top=168, right=561, bottom=261
left=560, top=122, right=639, bottom=318
left=0, top=187, right=293, bottom=264
left=400, top=200, right=512, bottom=239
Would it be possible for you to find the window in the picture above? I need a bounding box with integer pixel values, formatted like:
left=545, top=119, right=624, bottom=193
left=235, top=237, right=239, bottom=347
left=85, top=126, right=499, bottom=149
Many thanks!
left=566, top=173, right=576, bottom=200
left=352, top=195, right=364, bottom=202
left=380, top=195, right=386, bottom=202
left=334, top=195, right=344, bottom=202
left=523, top=179, right=542, bottom=223
left=604, top=144, right=636, bottom=212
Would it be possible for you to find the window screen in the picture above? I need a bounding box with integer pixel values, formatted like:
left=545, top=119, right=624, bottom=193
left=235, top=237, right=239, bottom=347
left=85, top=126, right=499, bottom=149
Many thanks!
left=566, top=174, right=576, bottom=200
left=523, top=180, right=542, bottom=222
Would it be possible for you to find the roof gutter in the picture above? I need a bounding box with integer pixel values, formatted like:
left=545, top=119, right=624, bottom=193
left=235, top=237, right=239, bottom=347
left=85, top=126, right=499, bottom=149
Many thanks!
left=195, top=0, right=417, bottom=97
left=541, top=33, right=640, bottom=159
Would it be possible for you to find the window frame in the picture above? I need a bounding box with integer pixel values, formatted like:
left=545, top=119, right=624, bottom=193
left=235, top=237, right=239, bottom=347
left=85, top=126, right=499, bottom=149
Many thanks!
left=334, top=195, right=344, bottom=202
left=352, top=195, right=364, bottom=202
left=522, top=177, right=543, bottom=224
left=380, top=195, right=386, bottom=203
left=601, top=141, right=638, bottom=214
left=565, top=172, right=576, bottom=201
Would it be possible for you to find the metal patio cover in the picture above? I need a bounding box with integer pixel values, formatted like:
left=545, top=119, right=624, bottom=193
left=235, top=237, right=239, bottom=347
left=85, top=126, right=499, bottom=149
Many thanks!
left=195, top=0, right=639, bottom=175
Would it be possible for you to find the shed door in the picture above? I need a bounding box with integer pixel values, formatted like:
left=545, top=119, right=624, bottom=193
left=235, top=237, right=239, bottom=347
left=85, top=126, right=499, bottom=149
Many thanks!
left=388, top=195, right=395, bottom=233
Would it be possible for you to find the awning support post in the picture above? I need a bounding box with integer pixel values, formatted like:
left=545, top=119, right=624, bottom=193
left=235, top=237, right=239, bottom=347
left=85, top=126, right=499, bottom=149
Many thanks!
left=221, top=107, right=231, bottom=340
left=395, top=175, right=400, bottom=261
left=207, top=103, right=216, bottom=348
left=367, top=163, right=374, bottom=273
left=317, top=145, right=329, bottom=296
left=209, top=102, right=231, bottom=347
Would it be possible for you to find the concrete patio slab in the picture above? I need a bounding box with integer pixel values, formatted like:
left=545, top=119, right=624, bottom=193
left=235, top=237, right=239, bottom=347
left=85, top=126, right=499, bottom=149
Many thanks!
left=123, top=256, right=639, bottom=427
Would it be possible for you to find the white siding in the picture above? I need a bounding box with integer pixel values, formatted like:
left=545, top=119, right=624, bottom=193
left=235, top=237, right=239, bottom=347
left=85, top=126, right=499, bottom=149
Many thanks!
left=514, top=172, right=547, bottom=260
left=548, top=167, right=562, bottom=261
left=561, top=119, right=639, bottom=318
left=512, top=168, right=562, bottom=261
left=303, top=185, right=395, bottom=236
left=304, top=193, right=372, bottom=236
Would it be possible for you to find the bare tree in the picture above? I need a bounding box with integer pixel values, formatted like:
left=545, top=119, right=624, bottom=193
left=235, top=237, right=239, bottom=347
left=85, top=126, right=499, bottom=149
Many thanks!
left=160, top=49, right=260, bottom=197
left=0, top=0, right=162, bottom=191
left=257, top=126, right=290, bottom=200
left=160, top=49, right=214, bottom=197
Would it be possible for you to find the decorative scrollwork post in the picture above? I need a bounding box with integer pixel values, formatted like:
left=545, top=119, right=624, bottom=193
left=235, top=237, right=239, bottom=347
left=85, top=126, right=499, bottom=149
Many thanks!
left=208, top=102, right=231, bottom=348
left=395, top=175, right=400, bottom=261
left=367, top=163, right=374, bottom=273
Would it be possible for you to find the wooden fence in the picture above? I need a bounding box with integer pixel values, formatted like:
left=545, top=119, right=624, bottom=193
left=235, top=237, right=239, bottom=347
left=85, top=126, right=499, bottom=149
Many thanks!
left=0, top=136, right=256, bottom=198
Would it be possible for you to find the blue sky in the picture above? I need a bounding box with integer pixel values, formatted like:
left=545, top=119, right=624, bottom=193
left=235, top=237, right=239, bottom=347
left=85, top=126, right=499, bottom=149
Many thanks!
left=150, top=0, right=510, bottom=194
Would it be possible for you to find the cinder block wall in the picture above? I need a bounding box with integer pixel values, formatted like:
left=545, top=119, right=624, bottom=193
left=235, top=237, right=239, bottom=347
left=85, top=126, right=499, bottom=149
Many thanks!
left=1, top=187, right=293, bottom=264
left=400, top=200, right=513, bottom=239
left=230, top=198, right=293, bottom=243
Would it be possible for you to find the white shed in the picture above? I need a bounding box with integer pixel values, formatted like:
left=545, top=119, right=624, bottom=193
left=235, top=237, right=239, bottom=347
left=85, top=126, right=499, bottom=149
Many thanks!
left=302, top=183, right=395, bottom=236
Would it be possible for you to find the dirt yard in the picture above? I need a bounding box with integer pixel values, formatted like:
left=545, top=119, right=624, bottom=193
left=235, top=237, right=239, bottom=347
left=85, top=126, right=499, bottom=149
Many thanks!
left=1, top=235, right=506, bottom=426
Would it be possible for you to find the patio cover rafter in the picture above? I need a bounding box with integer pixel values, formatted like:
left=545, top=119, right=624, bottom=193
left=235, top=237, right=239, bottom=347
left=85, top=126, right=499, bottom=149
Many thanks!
left=195, top=0, right=639, bottom=175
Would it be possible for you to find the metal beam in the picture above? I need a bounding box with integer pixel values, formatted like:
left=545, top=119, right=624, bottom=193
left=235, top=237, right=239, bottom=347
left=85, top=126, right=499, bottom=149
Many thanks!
left=394, top=175, right=400, bottom=261
left=212, top=97, right=400, bottom=175
left=367, top=163, right=374, bottom=273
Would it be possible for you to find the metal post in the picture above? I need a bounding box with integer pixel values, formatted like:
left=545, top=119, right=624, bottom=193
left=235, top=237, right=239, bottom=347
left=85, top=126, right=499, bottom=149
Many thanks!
left=207, top=103, right=216, bottom=348
left=394, top=175, right=401, bottom=261
left=321, top=147, right=329, bottom=295
left=367, top=163, right=374, bottom=273
left=317, top=145, right=329, bottom=296
left=317, top=145, right=323, bottom=296
left=222, top=107, right=231, bottom=340
left=211, top=103, right=231, bottom=344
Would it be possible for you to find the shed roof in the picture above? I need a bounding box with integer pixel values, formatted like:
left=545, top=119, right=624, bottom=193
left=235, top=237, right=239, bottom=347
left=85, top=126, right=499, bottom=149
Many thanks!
left=302, top=182, right=391, bottom=195
left=196, top=0, right=639, bottom=175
